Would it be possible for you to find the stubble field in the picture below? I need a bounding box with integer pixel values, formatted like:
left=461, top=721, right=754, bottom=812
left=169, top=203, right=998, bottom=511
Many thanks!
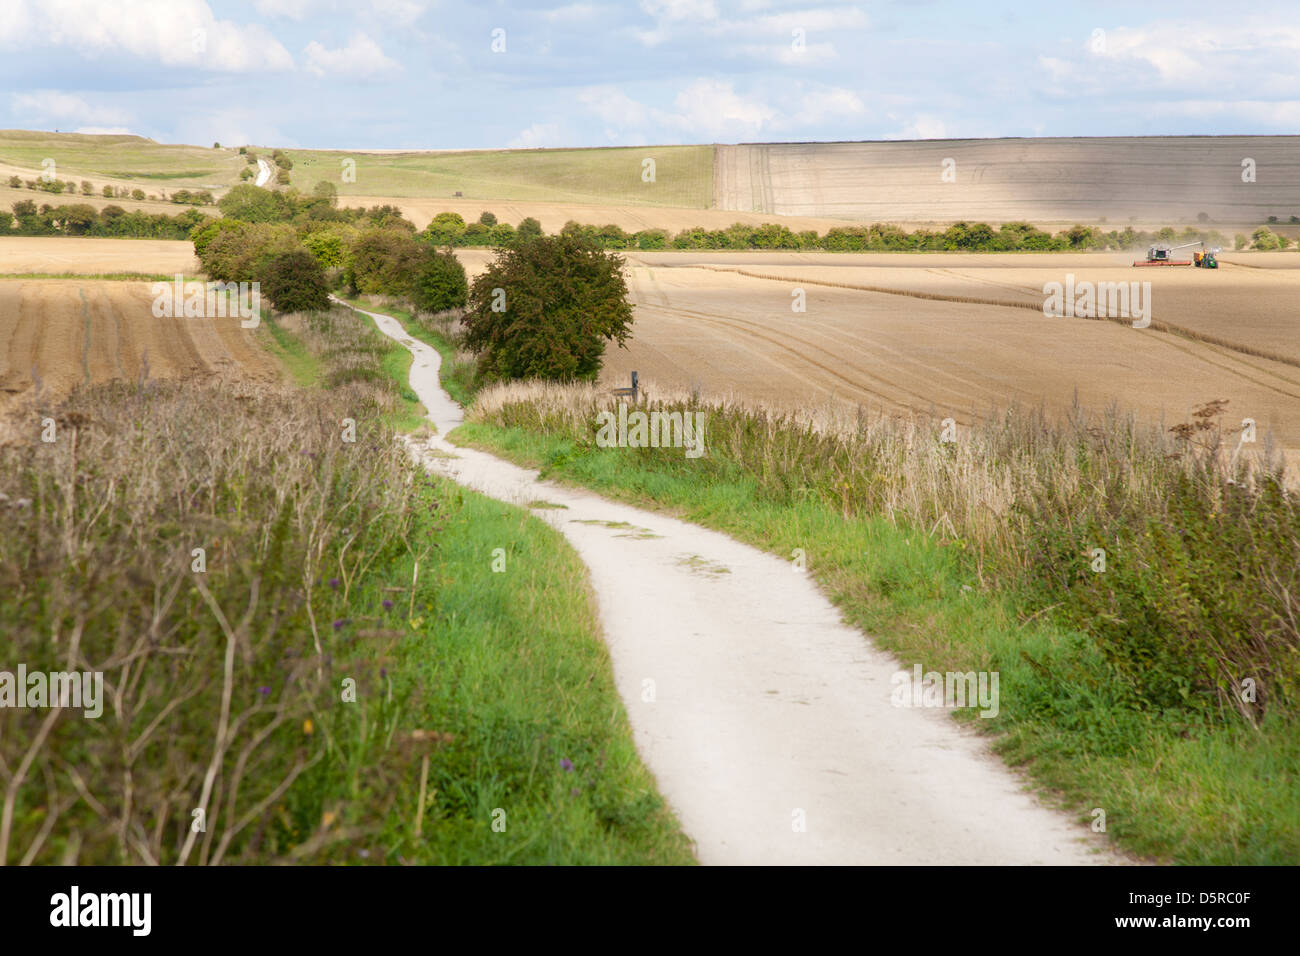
left=596, top=250, right=1300, bottom=456
left=0, top=277, right=281, bottom=423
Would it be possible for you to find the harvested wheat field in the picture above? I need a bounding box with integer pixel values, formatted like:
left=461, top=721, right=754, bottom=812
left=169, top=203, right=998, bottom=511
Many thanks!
left=0, top=237, right=199, bottom=275
left=716, top=137, right=1300, bottom=229
left=0, top=280, right=281, bottom=420
left=606, top=251, right=1300, bottom=455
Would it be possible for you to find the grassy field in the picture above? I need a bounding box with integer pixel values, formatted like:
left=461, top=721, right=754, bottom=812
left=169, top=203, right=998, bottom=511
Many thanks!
left=448, top=382, right=1299, bottom=864
left=287, top=145, right=714, bottom=207
left=0, top=130, right=243, bottom=189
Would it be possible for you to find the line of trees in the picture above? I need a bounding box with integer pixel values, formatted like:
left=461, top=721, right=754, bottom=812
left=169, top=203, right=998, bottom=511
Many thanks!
left=0, top=200, right=207, bottom=238
left=415, top=212, right=1294, bottom=253
left=5, top=175, right=213, bottom=205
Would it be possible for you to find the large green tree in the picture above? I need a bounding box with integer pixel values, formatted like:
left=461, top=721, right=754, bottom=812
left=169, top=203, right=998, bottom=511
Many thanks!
left=411, top=247, right=469, bottom=314
left=462, top=234, right=633, bottom=383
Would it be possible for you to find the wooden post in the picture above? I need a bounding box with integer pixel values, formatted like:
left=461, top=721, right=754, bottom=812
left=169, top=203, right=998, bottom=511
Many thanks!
left=631, top=371, right=638, bottom=404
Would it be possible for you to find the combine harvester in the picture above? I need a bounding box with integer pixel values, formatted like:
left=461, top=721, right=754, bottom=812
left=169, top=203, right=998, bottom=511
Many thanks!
left=1135, top=240, right=1219, bottom=268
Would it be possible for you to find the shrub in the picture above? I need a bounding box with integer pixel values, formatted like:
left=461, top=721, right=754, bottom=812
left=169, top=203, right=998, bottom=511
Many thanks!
left=478, top=211, right=497, bottom=226
left=0, top=211, right=13, bottom=232
left=411, top=247, right=469, bottom=314
left=463, top=234, right=633, bottom=382
left=131, top=188, right=145, bottom=201
left=1252, top=227, right=1280, bottom=251
left=261, top=249, right=330, bottom=313
left=635, top=228, right=668, bottom=250
left=7, top=175, right=20, bottom=188
left=516, top=216, right=543, bottom=241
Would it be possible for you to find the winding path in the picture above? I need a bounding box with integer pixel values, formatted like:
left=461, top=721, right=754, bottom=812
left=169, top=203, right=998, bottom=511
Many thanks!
left=342, top=298, right=1119, bottom=866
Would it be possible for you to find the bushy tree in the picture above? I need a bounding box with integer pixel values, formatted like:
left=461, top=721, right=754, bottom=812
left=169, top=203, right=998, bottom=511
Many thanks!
left=347, top=228, right=425, bottom=295
left=218, top=184, right=293, bottom=222
left=478, top=211, right=497, bottom=226
left=1252, top=227, right=1280, bottom=250
left=411, top=247, right=469, bottom=313
left=261, top=250, right=330, bottom=313
left=515, top=216, right=543, bottom=241
left=302, top=226, right=356, bottom=271
left=312, top=180, right=338, bottom=207
left=463, top=234, right=633, bottom=382
left=425, top=211, right=467, bottom=245
left=131, top=188, right=146, bottom=201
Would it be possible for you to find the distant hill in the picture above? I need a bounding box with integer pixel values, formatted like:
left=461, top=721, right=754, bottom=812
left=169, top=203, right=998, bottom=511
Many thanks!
left=716, top=137, right=1300, bottom=228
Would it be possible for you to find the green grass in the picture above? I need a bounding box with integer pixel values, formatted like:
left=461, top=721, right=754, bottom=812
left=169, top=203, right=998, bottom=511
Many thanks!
left=364, top=477, right=695, bottom=863
left=256, top=309, right=694, bottom=863
left=287, top=145, right=714, bottom=207
left=337, top=295, right=480, bottom=408
left=0, top=130, right=244, bottom=188
left=260, top=313, right=319, bottom=387
left=450, top=419, right=1300, bottom=864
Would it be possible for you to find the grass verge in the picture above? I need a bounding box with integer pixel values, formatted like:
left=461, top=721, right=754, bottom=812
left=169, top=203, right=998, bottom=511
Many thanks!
left=451, top=386, right=1300, bottom=865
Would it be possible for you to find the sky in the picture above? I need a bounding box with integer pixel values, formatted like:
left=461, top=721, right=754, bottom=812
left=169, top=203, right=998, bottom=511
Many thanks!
left=1, top=0, right=1298, bottom=149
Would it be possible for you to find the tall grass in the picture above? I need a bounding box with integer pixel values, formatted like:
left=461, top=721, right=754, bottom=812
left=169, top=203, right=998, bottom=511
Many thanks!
left=0, top=373, right=425, bottom=864
left=0, top=305, right=692, bottom=864
left=468, top=382, right=1298, bottom=725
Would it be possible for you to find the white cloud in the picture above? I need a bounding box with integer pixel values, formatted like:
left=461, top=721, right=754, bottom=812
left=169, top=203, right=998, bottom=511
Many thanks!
left=884, top=114, right=947, bottom=140
left=252, top=0, right=315, bottom=17
left=509, top=123, right=565, bottom=148
left=304, top=33, right=401, bottom=78
left=0, top=0, right=295, bottom=72
left=369, top=0, right=428, bottom=26
left=1086, top=21, right=1300, bottom=93
left=544, top=3, right=600, bottom=22
left=11, top=91, right=131, bottom=127
left=578, top=86, right=651, bottom=127
left=796, top=87, right=866, bottom=124
left=661, top=79, right=773, bottom=138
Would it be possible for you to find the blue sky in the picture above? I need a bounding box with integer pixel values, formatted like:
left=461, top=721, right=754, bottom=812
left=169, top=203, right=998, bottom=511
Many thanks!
left=2, top=0, right=1298, bottom=149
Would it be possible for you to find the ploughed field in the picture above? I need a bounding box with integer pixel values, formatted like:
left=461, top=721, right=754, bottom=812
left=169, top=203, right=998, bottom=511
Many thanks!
left=603, top=250, right=1300, bottom=454
left=0, top=278, right=281, bottom=420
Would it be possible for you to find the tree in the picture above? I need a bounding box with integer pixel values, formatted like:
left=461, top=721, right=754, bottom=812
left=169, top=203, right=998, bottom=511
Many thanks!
left=425, top=211, right=466, bottom=246
left=7, top=175, right=20, bottom=188
left=348, top=228, right=426, bottom=295
left=302, top=227, right=355, bottom=271
left=463, top=234, right=634, bottom=383
left=218, top=184, right=293, bottom=222
left=57, top=203, right=99, bottom=235
left=276, top=169, right=290, bottom=185
left=102, top=184, right=115, bottom=197
left=261, top=250, right=330, bottom=313
left=213, top=142, right=221, bottom=149
left=478, top=210, right=497, bottom=226
left=516, top=216, right=543, bottom=241
left=131, top=188, right=146, bottom=201
left=312, top=180, right=338, bottom=206
left=411, top=247, right=469, bottom=314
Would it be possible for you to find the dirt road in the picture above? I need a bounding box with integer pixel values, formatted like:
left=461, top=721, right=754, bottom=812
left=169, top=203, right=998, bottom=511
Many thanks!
left=345, top=297, right=1119, bottom=865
